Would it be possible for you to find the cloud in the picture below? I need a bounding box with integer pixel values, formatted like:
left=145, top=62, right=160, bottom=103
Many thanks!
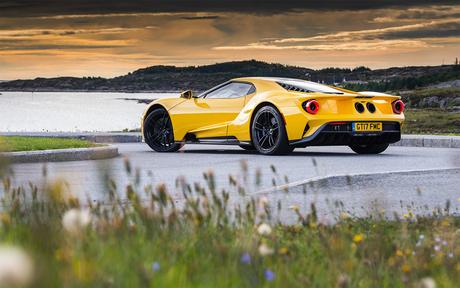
left=180, top=15, right=220, bottom=20
left=213, top=18, right=460, bottom=51
left=1, top=0, right=459, bottom=17
left=213, top=39, right=431, bottom=51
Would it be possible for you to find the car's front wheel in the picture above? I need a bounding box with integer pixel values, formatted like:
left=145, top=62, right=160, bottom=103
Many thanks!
left=251, top=106, right=293, bottom=155
left=349, top=143, right=389, bottom=154
left=143, top=108, right=182, bottom=152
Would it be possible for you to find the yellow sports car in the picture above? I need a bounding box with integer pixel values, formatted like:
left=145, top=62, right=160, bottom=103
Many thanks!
left=141, top=77, right=404, bottom=155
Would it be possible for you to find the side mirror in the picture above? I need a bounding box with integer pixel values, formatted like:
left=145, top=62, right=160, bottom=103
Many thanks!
left=180, top=90, right=193, bottom=99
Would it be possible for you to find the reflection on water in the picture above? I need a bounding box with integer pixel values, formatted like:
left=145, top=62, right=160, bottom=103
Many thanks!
left=0, top=91, right=177, bottom=132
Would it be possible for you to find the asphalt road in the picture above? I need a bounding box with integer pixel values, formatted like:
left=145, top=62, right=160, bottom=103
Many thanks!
left=4, top=143, right=460, bottom=219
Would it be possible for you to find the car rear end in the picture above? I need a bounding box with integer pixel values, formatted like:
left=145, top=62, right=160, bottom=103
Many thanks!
left=284, top=91, right=405, bottom=148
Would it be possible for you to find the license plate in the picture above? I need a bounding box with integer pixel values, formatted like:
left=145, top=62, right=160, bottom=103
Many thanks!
left=352, top=122, right=382, bottom=132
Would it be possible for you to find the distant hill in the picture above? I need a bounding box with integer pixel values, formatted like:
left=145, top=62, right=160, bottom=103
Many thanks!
left=1, top=60, right=459, bottom=92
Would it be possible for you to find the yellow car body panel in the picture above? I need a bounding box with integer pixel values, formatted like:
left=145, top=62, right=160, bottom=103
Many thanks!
left=142, top=77, right=404, bottom=145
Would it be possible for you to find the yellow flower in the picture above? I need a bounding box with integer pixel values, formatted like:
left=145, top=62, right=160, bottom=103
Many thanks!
left=353, top=233, right=364, bottom=244
left=401, top=263, right=411, bottom=273
left=278, top=247, right=289, bottom=255
left=396, top=250, right=404, bottom=257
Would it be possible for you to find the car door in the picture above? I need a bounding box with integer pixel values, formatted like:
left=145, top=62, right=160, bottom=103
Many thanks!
left=171, top=81, right=255, bottom=140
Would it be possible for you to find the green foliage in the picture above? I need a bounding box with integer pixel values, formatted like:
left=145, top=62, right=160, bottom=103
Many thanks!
left=0, top=136, right=96, bottom=152
left=403, top=109, right=460, bottom=135
left=343, top=66, right=460, bottom=92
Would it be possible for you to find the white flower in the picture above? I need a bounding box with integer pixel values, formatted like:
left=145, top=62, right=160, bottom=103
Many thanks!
left=257, top=223, right=272, bottom=236
left=416, top=277, right=436, bottom=288
left=258, top=243, right=274, bottom=256
left=0, top=245, right=34, bottom=286
left=289, top=205, right=300, bottom=212
left=62, top=208, right=92, bottom=235
left=258, top=196, right=269, bottom=208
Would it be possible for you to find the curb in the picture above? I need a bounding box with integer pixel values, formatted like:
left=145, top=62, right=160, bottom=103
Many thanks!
left=254, top=167, right=460, bottom=195
left=0, top=146, right=119, bottom=163
left=391, top=135, right=460, bottom=149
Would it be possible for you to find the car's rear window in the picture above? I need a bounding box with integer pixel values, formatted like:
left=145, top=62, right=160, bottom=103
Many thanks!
left=278, top=79, right=344, bottom=94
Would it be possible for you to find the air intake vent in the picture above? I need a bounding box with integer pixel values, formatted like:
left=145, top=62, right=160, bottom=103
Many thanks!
left=277, top=82, right=313, bottom=93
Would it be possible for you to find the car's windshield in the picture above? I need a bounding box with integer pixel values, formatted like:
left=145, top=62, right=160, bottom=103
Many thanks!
left=277, top=79, right=344, bottom=94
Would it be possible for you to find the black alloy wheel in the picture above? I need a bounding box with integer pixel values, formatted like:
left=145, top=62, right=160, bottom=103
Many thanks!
left=251, top=106, right=293, bottom=155
left=143, top=108, right=182, bottom=152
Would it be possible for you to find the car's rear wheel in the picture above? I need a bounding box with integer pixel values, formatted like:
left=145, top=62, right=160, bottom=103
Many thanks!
left=143, top=108, right=182, bottom=152
left=251, top=106, right=293, bottom=155
left=349, top=143, right=389, bottom=154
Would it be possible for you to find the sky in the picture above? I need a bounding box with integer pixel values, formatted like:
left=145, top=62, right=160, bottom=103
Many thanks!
left=1, top=0, right=460, bottom=80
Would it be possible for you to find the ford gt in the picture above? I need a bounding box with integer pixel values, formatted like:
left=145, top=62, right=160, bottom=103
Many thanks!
left=141, top=77, right=404, bottom=155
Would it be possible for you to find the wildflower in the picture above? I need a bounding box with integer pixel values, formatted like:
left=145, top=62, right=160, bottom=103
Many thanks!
left=339, top=212, right=350, bottom=220
left=401, top=263, right=411, bottom=273
left=419, top=234, right=425, bottom=240
left=448, top=252, right=454, bottom=258
left=0, top=245, right=34, bottom=287
left=240, top=253, right=251, bottom=264
left=353, top=233, right=364, bottom=244
left=336, top=273, right=350, bottom=288
left=278, top=247, right=289, bottom=255
left=257, top=223, right=272, bottom=236
left=264, top=269, right=275, bottom=282
left=258, top=196, right=269, bottom=208
left=396, top=250, right=404, bottom=257
left=258, top=244, right=274, bottom=256
left=415, top=277, right=436, bottom=288
left=442, top=240, right=448, bottom=246
left=434, top=236, right=441, bottom=243
left=433, top=245, right=441, bottom=252
left=62, top=208, right=92, bottom=235
left=151, top=262, right=160, bottom=272
left=289, top=205, right=300, bottom=212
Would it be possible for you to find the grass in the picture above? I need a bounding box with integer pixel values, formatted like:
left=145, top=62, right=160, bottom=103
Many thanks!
left=0, top=159, right=458, bottom=287
left=403, top=109, right=460, bottom=135
left=0, top=136, right=96, bottom=152
left=400, top=87, right=460, bottom=107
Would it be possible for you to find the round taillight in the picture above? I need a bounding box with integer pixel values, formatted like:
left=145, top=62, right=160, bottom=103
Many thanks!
left=392, top=100, right=405, bottom=114
left=304, top=100, right=319, bottom=114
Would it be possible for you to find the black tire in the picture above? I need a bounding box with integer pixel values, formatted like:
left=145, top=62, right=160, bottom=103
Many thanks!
left=239, top=144, right=256, bottom=151
left=349, top=143, right=389, bottom=154
left=143, top=108, right=182, bottom=152
left=251, top=106, right=293, bottom=155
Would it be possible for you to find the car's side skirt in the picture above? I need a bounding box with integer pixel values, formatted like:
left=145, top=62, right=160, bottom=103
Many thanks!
left=180, top=135, right=251, bottom=146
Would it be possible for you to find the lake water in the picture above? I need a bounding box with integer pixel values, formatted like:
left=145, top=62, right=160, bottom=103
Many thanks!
left=0, top=91, right=177, bottom=132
